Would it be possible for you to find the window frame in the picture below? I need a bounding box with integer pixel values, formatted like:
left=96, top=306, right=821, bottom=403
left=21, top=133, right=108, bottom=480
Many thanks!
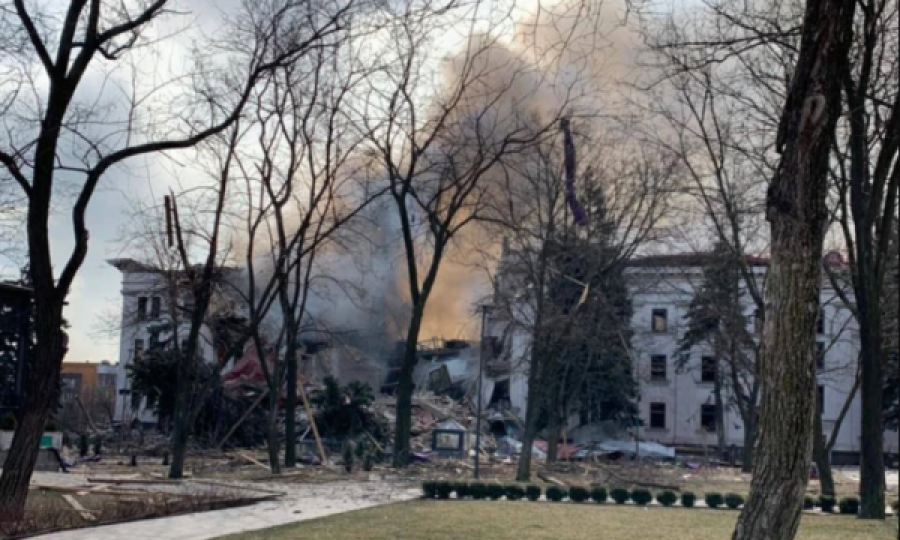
left=650, top=354, right=668, bottom=381
left=700, top=404, right=717, bottom=432
left=651, top=308, right=668, bottom=333
left=700, top=356, right=717, bottom=383
left=649, top=402, right=666, bottom=430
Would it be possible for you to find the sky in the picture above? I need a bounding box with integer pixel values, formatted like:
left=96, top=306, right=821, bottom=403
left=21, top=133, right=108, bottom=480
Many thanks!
left=1, top=0, right=687, bottom=364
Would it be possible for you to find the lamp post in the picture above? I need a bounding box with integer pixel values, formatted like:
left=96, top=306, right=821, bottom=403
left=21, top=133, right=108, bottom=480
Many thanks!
left=474, top=303, right=492, bottom=479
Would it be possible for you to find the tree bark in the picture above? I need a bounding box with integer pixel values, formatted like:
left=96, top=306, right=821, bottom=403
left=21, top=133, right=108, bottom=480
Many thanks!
left=516, top=344, right=543, bottom=482
left=546, top=408, right=562, bottom=463
left=857, top=332, right=885, bottom=518
left=741, top=416, right=755, bottom=473
left=392, top=304, right=425, bottom=468
left=714, top=367, right=726, bottom=458
left=266, top=392, right=282, bottom=474
left=813, top=413, right=835, bottom=498
left=731, top=0, right=853, bottom=537
left=284, top=343, right=298, bottom=468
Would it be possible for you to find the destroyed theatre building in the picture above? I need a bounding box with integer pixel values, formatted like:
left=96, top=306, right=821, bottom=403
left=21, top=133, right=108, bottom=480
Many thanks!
left=482, top=248, right=899, bottom=465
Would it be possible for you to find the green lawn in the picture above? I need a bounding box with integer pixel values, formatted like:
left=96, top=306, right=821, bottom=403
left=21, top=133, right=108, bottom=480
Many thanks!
left=219, top=501, right=897, bottom=540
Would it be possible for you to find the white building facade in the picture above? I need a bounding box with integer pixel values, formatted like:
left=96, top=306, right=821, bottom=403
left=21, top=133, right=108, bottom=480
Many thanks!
left=486, top=251, right=899, bottom=464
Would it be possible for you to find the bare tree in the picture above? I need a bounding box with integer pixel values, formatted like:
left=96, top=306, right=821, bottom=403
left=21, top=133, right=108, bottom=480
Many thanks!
left=0, top=0, right=355, bottom=512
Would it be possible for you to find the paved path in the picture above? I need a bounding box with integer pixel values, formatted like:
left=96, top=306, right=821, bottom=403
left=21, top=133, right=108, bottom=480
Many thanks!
left=34, top=481, right=420, bottom=540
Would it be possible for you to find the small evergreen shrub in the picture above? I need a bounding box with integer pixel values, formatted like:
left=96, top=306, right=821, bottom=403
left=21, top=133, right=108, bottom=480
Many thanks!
left=657, top=491, right=678, bottom=507
left=486, top=483, right=505, bottom=500
left=803, top=496, right=816, bottom=510
left=705, top=492, right=724, bottom=509
left=525, top=485, right=542, bottom=501
left=631, top=489, right=652, bottom=506
left=610, top=488, right=630, bottom=505
left=0, top=413, right=16, bottom=431
left=546, top=486, right=568, bottom=502
left=505, top=484, right=525, bottom=501
left=818, top=496, right=835, bottom=513
left=590, top=487, right=608, bottom=503
left=724, top=493, right=744, bottom=509
left=435, top=481, right=453, bottom=499
left=455, top=483, right=471, bottom=499
left=569, top=486, right=590, bottom=503
left=838, top=497, right=859, bottom=515
left=680, top=491, right=696, bottom=508
left=422, top=481, right=437, bottom=498
left=469, top=482, right=487, bottom=500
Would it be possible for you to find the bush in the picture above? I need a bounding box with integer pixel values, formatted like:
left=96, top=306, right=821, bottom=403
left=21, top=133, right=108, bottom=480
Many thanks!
left=724, top=493, right=744, bottom=509
left=342, top=443, right=354, bottom=473
left=590, top=487, right=608, bottom=504
left=838, top=497, right=859, bottom=515
left=704, top=492, right=724, bottom=509
left=569, top=486, right=590, bottom=503
left=486, top=483, right=505, bottom=500
left=505, top=485, right=525, bottom=501
left=454, top=483, right=471, bottom=499
left=680, top=492, right=696, bottom=508
left=657, top=491, right=678, bottom=507
left=610, top=488, right=630, bottom=505
left=422, top=481, right=437, bottom=498
left=631, top=489, right=652, bottom=506
left=818, top=496, right=835, bottom=513
left=525, top=485, right=542, bottom=501
left=0, top=414, right=15, bottom=431
left=435, top=481, right=453, bottom=500
left=469, top=483, right=487, bottom=500
left=803, top=496, right=816, bottom=510
left=545, top=486, right=568, bottom=502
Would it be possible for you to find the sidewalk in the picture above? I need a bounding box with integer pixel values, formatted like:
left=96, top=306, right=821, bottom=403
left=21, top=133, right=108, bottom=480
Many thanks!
left=34, top=480, right=420, bottom=540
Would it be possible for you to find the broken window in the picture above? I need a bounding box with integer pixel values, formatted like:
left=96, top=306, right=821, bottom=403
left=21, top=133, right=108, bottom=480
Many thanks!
left=701, top=356, right=717, bottom=383
left=649, top=402, right=666, bottom=429
left=817, top=385, right=825, bottom=415
left=133, top=338, right=145, bottom=358
left=151, top=296, right=161, bottom=319
left=817, top=308, right=825, bottom=334
left=137, top=296, right=148, bottom=321
left=700, top=404, right=717, bottom=432
left=651, top=308, right=668, bottom=333
left=650, top=355, right=667, bottom=381
left=816, top=341, right=825, bottom=369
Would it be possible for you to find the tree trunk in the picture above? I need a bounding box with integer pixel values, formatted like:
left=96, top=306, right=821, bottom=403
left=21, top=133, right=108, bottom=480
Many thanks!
left=857, top=335, right=885, bottom=518
left=284, top=343, right=298, bottom=468
left=813, top=413, right=835, bottom=499
left=732, top=0, right=853, bottom=537
left=516, top=351, right=542, bottom=482
left=0, top=310, right=64, bottom=518
left=168, top=408, right=190, bottom=479
left=392, top=304, right=425, bottom=468
left=741, top=414, right=755, bottom=473
left=714, top=369, right=726, bottom=459
left=546, top=409, right=562, bottom=463
left=266, top=392, right=282, bottom=475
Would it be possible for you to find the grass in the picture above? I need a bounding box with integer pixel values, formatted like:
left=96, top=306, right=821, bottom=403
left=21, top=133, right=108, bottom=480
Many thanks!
left=218, top=500, right=897, bottom=540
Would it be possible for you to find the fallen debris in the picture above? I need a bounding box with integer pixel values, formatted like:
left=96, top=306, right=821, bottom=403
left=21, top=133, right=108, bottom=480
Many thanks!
left=62, top=494, right=96, bottom=521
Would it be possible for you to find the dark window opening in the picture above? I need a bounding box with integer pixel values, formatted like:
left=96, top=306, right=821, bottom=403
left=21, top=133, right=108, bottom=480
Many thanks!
left=650, top=355, right=667, bottom=381
left=817, top=385, right=825, bottom=415
left=816, top=342, right=825, bottom=369
left=652, top=309, right=668, bottom=333
left=701, top=404, right=717, bottom=432
left=133, top=338, right=144, bottom=358
left=489, top=379, right=511, bottom=408
left=151, top=296, right=161, bottom=319
left=817, top=308, right=825, bottom=334
left=649, top=402, right=666, bottom=429
left=137, top=297, right=148, bottom=321
left=701, top=356, right=717, bottom=383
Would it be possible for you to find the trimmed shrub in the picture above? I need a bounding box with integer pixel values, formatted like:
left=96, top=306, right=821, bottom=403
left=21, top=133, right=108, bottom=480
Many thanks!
left=657, top=491, right=678, bottom=507
left=680, top=491, right=696, bottom=508
left=435, top=481, right=453, bottom=499
left=422, top=481, right=437, bottom=498
left=631, top=489, right=652, bottom=506
left=470, top=482, right=487, bottom=500
left=803, top=496, right=816, bottom=510
left=569, top=486, right=590, bottom=503
left=486, top=483, right=505, bottom=500
left=838, top=497, right=859, bottom=515
left=590, top=487, right=608, bottom=504
left=454, top=483, right=471, bottom=499
left=546, top=486, right=568, bottom=502
left=610, top=488, right=630, bottom=505
left=724, top=493, right=744, bottom=509
left=505, top=484, right=525, bottom=501
left=525, top=485, right=542, bottom=501
left=818, top=496, right=836, bottom=513
left=705, top=492, right=724, bottom=509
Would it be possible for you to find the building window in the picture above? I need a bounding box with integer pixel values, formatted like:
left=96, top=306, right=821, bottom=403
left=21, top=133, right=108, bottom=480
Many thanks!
left=99, top=373, right=117, bottom=389
left=651, top=309, right=668, bottom=333
left=134, top=338, right=145, bottom=358
left=701, top=404, right=717, bottom=432
left=649, top=403, right=666, bottom=429
left=816, top=341, right=825, bottom=369
left=817, top=385, right=825, bottom=415
left=137, top=296, right=148, bottom=321
left=816, top=308, right=825, bottom=334
left=650, top=355, right=667, bottom=381
left=151, top=296, right=162, bottom=319
left=60, top=374, right=82, bottom=403
left=701, top=356, right=717, bottom=383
